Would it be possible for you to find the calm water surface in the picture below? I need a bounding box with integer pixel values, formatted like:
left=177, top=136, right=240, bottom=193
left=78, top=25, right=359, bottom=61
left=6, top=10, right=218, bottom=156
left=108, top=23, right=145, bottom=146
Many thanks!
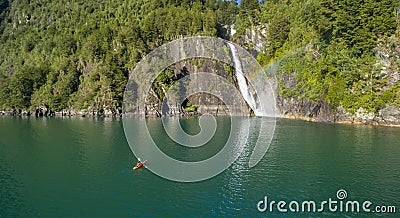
left=0, top=117, right=399, bottom=217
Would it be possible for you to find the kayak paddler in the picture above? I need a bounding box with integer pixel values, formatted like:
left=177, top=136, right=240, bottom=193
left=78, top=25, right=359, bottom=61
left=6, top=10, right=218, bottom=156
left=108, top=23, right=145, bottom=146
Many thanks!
left=133, top=159, right=147, bottom=170
left=136, top=161, right=143, bottom=168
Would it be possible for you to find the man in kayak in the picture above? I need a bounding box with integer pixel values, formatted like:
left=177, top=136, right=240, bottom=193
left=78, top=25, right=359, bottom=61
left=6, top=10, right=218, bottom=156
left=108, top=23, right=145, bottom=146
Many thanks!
left=133, top=160, right=147, bottom=170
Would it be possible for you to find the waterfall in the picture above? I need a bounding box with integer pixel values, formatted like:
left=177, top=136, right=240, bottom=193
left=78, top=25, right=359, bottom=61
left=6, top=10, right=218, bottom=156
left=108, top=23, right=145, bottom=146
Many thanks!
left=228, top=43, right=262, bottom=116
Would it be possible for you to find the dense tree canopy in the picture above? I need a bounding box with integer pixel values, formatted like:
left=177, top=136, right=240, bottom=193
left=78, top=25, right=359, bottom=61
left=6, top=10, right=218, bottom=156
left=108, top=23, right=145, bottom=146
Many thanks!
left=0, top=0, right=237, bottom=113
left=0, top=0, right=399, bottom=115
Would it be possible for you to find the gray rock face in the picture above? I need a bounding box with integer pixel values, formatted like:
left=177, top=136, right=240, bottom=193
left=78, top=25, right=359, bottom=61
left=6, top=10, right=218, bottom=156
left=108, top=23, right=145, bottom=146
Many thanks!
left=380, top=106, right=400, bottom=122
left=276, top=97, right=336, bottom=122
left=234, top=25, right=268, bottom=57
left=375, top=36, right=400, bottom=90
left=276, top=87, right=400, bottom=125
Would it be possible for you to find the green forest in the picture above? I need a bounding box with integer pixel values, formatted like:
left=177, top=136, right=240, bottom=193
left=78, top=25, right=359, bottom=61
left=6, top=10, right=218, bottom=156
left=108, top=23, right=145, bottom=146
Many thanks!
left=0, top=0, right=399, bottom=115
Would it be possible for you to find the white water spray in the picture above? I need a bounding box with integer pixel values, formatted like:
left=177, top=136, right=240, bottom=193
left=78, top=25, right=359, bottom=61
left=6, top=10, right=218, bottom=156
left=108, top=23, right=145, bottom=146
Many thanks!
left=228, top=43, right=262, bottom=116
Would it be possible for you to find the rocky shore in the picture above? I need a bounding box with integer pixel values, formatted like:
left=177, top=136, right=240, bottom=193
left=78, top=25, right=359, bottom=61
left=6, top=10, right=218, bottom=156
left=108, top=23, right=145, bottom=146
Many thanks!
left=277, top=97, right=400, bottom=127
left=0, top=108, right=122, bottom=118
left=2, top=103, right=400, bottom=127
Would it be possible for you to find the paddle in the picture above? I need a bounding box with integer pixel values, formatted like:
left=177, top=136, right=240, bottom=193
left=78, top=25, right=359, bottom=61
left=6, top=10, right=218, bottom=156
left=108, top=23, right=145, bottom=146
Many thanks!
left=133, top=158, right=146, bottom=170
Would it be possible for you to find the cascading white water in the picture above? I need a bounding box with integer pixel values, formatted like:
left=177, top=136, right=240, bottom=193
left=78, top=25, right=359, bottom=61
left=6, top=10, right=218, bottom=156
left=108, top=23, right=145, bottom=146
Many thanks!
left=228, top=43, right=262, bottom=116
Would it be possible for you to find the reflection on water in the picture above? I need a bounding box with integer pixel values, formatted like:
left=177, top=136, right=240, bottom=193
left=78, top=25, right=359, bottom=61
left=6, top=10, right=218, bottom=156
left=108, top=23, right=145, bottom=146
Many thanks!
left=0, top=117, right=399, bottom=217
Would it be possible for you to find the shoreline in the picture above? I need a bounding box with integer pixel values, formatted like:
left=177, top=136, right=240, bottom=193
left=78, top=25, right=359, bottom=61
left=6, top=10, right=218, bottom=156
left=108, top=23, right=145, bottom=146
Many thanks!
left=1, top=110, right=400, bottom=127
left=280, top=113, right=400, bottom=128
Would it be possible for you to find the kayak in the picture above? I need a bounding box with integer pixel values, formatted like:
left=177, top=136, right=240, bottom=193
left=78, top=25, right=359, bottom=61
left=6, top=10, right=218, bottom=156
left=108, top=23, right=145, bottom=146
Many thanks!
left=133, top=160, right=147, bottom=170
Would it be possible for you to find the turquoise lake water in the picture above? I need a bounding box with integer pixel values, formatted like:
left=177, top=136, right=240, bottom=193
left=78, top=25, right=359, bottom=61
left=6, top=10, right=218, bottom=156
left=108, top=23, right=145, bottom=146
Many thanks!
left=0, top=117, right=399, bottom=217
